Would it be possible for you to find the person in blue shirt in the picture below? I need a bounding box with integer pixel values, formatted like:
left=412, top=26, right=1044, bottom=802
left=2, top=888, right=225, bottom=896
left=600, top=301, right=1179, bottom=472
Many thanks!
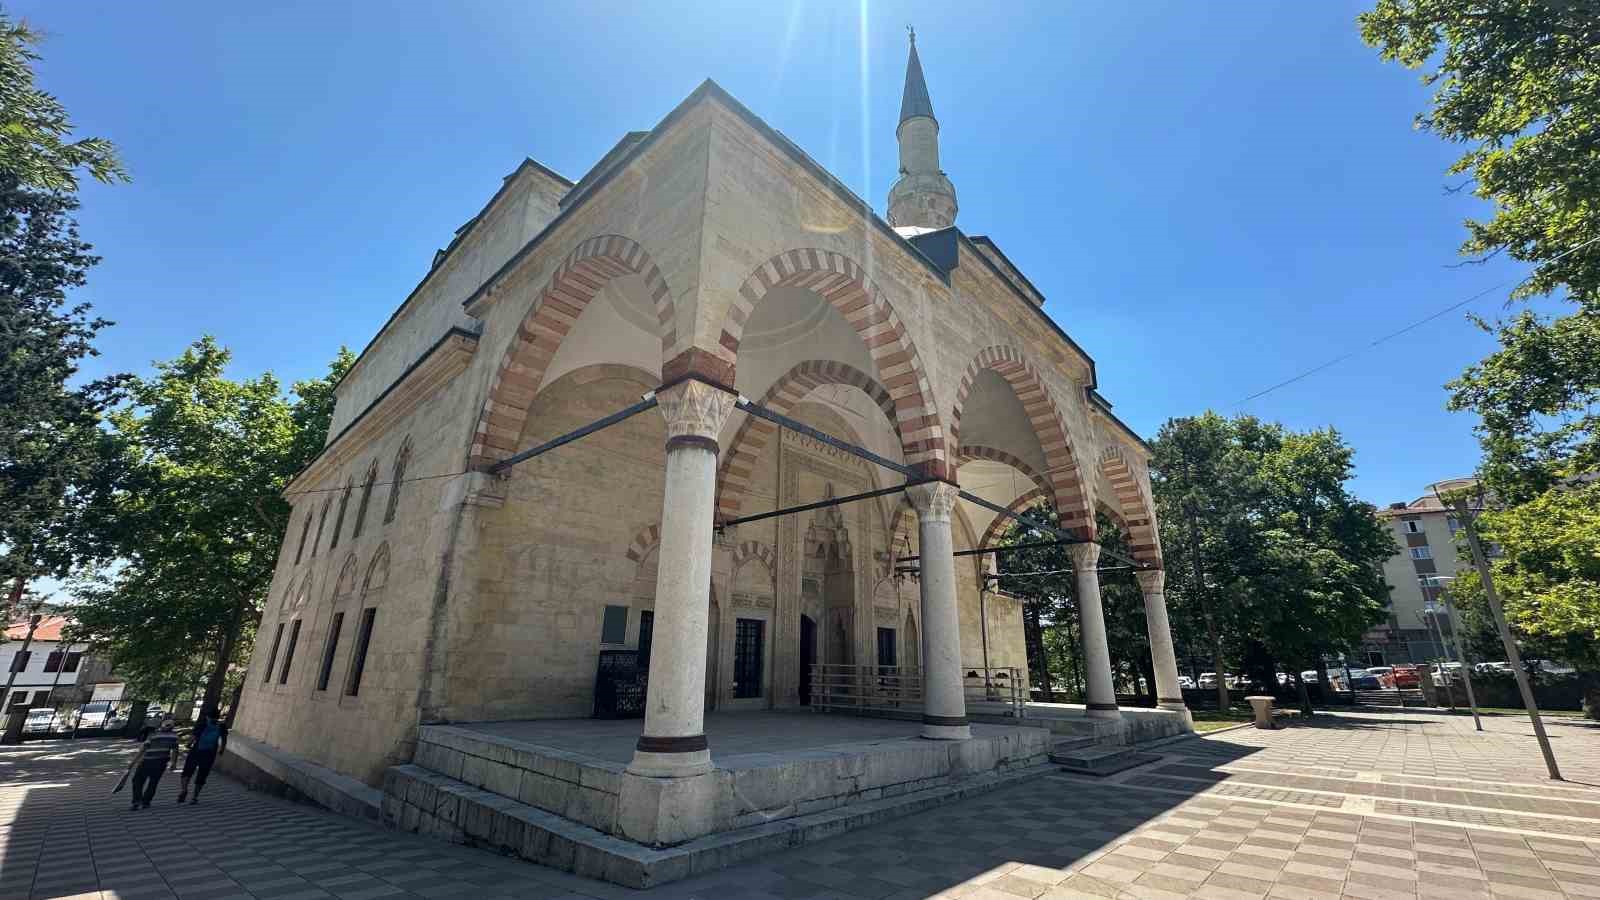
left=177, top=706, right=228, bottom=805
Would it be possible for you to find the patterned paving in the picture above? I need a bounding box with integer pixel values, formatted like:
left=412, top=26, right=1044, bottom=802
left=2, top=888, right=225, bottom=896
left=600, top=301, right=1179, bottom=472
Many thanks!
left=4, top=709, right=1600, bottom=898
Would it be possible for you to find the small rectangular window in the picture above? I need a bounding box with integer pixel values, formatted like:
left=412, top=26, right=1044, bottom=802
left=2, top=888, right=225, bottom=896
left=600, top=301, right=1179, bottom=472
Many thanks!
left=1447, top=517, right=1461, bottom=536
left=1404, top=521, right=1422, bottom=534
left=44, top=651, right=62, bottom=673
left=734, top=618, right=765, bottom=699
left=345, top=608, right=377, bottom=697
left=62, top=653, right=80, bottom=673
left=9, top=651, right=31, bottom=673
left=1410, top=547, right=1432, bottom=560
left=278, top=620, right=302, bottom=685
left=262, top=623, right=285, bottom=683
left=316, top=612, right=345, bottom=692
left=600, top=605, right=629, bottom=645
left=6, top=691, right=26, bottom=709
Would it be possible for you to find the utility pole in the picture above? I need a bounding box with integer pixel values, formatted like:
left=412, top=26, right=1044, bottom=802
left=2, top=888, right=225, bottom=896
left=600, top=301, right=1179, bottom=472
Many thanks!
left=1451, top=496, right=1560, bottom=780
left=1418, top=608, right=1455, bottom=711
left=1440, top=590, right=1482, bottom=732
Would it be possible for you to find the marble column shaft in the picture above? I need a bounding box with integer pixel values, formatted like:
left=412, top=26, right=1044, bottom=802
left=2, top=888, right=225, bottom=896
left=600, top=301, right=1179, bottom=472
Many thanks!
left=1067, top=542, right=1120, bottom=719
left=908, top=482, right=969, bottom=740
left=1135, top=569, right=1187, bottom=712
left=627, top=380, right=736, bottom=778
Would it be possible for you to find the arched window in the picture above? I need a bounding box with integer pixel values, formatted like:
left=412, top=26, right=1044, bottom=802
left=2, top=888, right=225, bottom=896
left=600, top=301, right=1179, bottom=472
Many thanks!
left=294, top=508, right=312, bottom=565
left=383, top=439, right=412, bottom=526
left=330, top=477, right=353, bottom=550
left=312, top=497, right=331, bottom=557
left=345, top=544, right=390, bottom=697
left=352, top=460, right=378, bottom=540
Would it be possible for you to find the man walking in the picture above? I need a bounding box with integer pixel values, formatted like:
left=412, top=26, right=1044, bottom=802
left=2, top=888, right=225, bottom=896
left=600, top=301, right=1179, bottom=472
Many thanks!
left=127, top=716, right=179, bottom=810
left=177, top=706, right=227, bottom=804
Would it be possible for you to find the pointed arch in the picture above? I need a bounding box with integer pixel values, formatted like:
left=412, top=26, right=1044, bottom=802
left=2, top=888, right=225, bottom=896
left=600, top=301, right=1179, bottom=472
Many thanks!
left=384, top=437, right=412, bottom=526
left=624, top=524, right=661, bottom=565
left=469, top=235, right=676, bottom=471
left=330, top=476, right=354, bottom=551
left=352, top=459, right=378, bottom=540
left=958, top=444, right=1050, bottom=496
left=717, top=360, right=899, bottom=520
left=730, top=540, right=776, bottom=575
left=333, top=553, right=359, bottom=602
left=1100, top=444, right=1161, bottom=567
left=950, top=346, right=1093, bottom=539
left=718, top=249, right=947, bottom=477
left=977, top=487, right=1051, bottom=553
left=362, top=543, right=390, bottom=597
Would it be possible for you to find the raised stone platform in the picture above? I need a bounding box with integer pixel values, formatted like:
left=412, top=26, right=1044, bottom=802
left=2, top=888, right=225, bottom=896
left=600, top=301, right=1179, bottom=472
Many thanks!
left=968, top=701, right=1192, bottom=745
left=383, top=711, right=1052, bottom=887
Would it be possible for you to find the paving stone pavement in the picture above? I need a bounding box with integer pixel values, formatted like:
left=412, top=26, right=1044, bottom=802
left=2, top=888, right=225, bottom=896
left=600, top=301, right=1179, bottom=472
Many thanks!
left=5, top=709, right=1600, bottom=899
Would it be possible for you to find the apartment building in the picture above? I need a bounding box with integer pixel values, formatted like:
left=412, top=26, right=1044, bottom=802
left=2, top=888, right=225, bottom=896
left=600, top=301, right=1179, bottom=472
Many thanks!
left=1366, top=477, right=1481, bottom=665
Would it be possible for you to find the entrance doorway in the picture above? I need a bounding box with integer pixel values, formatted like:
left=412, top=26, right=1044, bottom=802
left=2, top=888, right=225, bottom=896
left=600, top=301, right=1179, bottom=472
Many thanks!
left=799, top=615, right=816, bottom=706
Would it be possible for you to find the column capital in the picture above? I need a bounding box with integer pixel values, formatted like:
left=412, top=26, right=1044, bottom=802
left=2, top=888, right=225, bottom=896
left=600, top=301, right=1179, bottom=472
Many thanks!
left=907, top=482, right=959, bottom=523
left=658, top=380, right=736, bottom=452
left=1066, top=541, right=1101, bottom=570
left=1134, top=568, right=1166, bottom=595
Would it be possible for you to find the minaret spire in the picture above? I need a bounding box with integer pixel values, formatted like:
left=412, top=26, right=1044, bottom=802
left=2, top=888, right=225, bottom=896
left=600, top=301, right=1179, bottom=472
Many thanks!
left=888, top=29, right=957, bottom=230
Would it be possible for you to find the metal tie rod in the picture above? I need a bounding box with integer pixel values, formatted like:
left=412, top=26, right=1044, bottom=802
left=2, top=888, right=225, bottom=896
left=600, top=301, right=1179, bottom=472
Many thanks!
left=488, top=393, right=659, bottom=474
left=957, top=488, right=1151, bottom=571
left=735, top=395, right=924, bottom=481
left=717, top=479, right=934, bottom=530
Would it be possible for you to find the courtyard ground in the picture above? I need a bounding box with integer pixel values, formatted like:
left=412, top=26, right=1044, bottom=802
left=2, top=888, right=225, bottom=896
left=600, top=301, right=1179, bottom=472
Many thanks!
left=4, top=709, right=1600, bottom=899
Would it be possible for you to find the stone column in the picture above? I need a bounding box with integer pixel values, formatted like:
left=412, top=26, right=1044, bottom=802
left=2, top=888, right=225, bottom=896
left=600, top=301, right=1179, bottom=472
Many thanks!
left=1068, top=543, right=1120, bottom=719
left=628, top=380, right=736, bottom=778
left=1135, top=569, right=1187, bottom=714
left=907, top=482, right=969, bottom=740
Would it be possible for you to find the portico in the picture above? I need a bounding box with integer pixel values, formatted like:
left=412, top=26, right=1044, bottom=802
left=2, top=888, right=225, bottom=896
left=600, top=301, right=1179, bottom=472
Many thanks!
left=236, top=32, right=1186, bottom=888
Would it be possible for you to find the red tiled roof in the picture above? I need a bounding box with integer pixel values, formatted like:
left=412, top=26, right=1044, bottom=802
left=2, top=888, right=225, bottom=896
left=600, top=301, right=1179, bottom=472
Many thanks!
left=4, top=615, right=69, bottom=642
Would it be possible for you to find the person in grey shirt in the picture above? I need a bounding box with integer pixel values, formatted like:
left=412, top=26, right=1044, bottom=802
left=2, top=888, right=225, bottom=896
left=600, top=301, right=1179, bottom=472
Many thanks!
left=127, top=716, right=179, bottom=810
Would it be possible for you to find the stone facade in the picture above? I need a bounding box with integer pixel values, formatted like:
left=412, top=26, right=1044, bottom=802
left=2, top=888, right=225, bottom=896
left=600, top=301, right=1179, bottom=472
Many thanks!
left=236, top=43, right=1174, bottom=791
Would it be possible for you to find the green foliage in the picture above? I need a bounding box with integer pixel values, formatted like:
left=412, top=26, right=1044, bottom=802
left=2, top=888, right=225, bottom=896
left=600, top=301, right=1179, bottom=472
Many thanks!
left=1362, top=0, right=1600, bottom=653
left=1358, top=0, right=1599, bottom=307
left=0, top=14, right=125, bottom=192
left=70, top=339, right=350, bottom=705
left=1150, top=413, right=1394, bottom=700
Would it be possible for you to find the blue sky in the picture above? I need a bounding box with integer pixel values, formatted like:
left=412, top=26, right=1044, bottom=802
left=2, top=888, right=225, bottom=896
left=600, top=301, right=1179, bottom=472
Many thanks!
left=14, top=1, right=1560, bottom=507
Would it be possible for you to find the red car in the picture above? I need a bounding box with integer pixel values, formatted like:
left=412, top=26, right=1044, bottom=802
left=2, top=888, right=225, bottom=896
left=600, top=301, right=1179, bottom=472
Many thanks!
left=1391, top=665, right=1420, bottom=688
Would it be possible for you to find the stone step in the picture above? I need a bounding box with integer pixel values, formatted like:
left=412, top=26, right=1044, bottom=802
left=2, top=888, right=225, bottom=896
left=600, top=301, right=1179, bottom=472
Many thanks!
left=384, top=760, right=1056, bottom=889
left=1051, top=736, right=1097, bottom=753
left=1050, top=744, right=1162, bottom=776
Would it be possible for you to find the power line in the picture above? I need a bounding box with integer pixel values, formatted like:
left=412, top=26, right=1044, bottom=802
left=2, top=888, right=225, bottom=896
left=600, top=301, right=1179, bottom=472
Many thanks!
left=1234, top=235, right=1600, bottom=407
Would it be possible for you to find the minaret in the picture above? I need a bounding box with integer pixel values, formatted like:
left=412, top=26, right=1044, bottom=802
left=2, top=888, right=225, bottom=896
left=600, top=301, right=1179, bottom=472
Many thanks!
left=887, top=29, right=957, bottom=230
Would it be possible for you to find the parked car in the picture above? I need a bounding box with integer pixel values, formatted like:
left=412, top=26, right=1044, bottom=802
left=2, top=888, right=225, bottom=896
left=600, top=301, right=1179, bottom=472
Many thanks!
left=22, top=707, right=56, bottom=734
left=1300, top=670, right=1320, bottom=683
left=74, top=701, right=120, bottom=730
left=1176, top=675, right=1195, bottom=689
left=1365, top=666, right=1396, bottom=688
left=1523, top=659, right=1577, bottom=676
left=1391, top=665, right=1420, bottom=688
left=1198, top=672, right=1218, bottom=689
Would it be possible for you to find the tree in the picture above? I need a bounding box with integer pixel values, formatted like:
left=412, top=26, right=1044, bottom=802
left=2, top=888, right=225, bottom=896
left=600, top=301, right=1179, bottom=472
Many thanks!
left=994, top=506, right=1077, bottom=702
left=1362, top=1, right=1600, bottom=653
left=71, top=339, right=351, bottom=709
left=0, top=15, right=125, bottom=192
left=0, top=14, right=127, bottom=596
left=1151, top=414, right=1393, bottom=711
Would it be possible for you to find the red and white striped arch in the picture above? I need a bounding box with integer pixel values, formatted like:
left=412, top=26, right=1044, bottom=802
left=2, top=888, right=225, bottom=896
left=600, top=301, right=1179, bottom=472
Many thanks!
left=716, top=360, right=899, bottom=522
left=716, top=249, right=946, bottom=478
left=950, top=345, right=1094, bottom=540
left=1099, top=444, right=1162, bottom=567
left=468, top=235, right=675, bottom=471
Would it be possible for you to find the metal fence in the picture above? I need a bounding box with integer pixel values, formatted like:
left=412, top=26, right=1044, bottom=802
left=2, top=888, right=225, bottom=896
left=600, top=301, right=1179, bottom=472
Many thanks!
left=808, top=665, right=1028, bottom=720
left=809, top=664, right=923, bottom=715
left=7, top=700, right=152, bottom=740
left=963, top=667, right=1027, bottom=719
